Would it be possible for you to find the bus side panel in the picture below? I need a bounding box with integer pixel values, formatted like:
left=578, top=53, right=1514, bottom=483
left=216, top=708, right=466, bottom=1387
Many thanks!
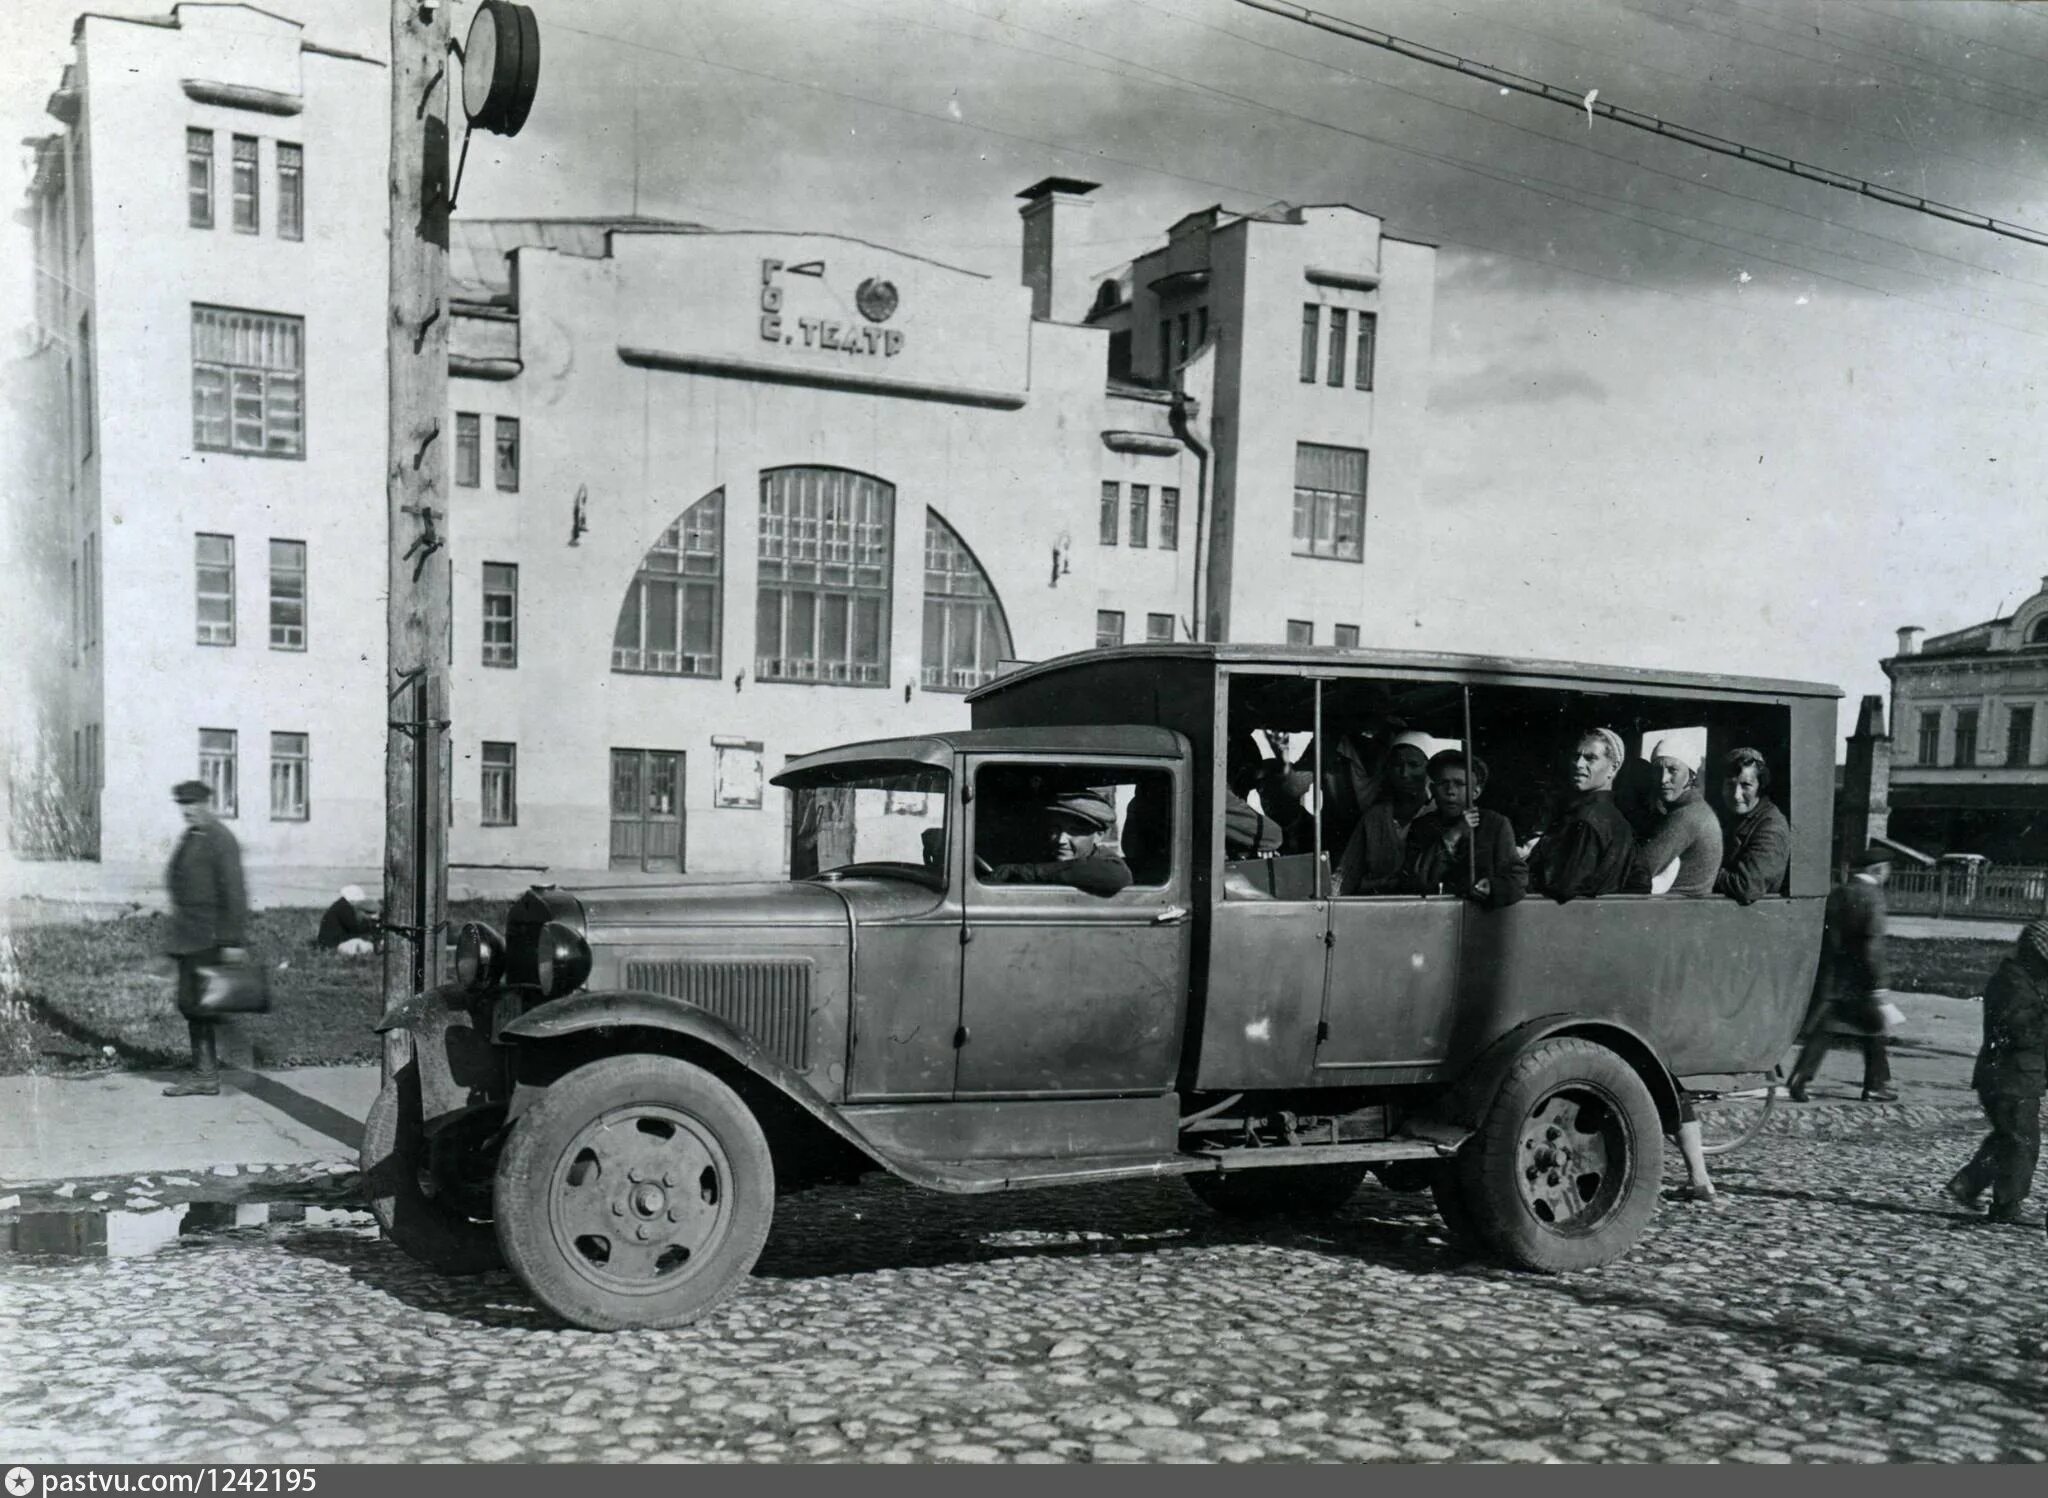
left=1450, top=895, right=1823, bottom=1075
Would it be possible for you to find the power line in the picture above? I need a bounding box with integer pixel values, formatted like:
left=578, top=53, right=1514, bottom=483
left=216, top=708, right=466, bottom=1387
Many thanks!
left=1120, top=0, right=2048, bottom=314
left=1233, top=0, right=2048, bottom=252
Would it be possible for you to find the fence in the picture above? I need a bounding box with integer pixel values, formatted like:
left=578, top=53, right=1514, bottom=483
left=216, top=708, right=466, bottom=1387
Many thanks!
left=1885, top=863, right=2048, bottom=920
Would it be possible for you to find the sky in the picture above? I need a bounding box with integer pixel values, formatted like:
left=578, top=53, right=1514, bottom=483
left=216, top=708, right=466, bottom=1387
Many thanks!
left=6, top=0, right=2048, bottom=750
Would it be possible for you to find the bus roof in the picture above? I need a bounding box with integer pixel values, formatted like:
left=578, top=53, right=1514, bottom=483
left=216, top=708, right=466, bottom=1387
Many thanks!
left=968, top=644, right=1843, bottom=703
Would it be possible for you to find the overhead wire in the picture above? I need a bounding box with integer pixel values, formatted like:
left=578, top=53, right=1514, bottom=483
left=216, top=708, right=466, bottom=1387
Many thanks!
left=545, top=13, right=2045, bottom=351
left=1232, top=0, right=2048, bottom=254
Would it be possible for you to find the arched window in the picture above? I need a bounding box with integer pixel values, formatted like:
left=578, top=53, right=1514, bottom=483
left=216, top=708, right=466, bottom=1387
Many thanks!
left=612, top=488, right=723, bottom=677
left=2030, top=616, right=2048, bottom=646
left=923, top=509, right=1014, bottom=692
left=757, top=467, right=893, bottom=685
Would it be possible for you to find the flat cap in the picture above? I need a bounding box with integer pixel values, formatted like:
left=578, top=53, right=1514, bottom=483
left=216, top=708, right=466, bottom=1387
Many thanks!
left=171, top=780, right=214, bottom=805
left=1046, top=787, right=1118, bottom=832
left=1850, top=845, right=1894, bottom=870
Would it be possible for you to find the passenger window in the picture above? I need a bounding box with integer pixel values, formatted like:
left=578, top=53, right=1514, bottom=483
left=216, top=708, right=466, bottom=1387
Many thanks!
left=972, top=763, right=1173, bottom=891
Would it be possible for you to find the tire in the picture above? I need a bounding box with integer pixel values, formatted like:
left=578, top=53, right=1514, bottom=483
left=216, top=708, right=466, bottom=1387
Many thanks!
left=1185, top=1162, right=1369, bottom=1219
left=359, top=1064, right=503, bottom=1275
left=1458, top=1037, right=1663, bottom=1273
left=493, top=1054, right=775, bottom=1331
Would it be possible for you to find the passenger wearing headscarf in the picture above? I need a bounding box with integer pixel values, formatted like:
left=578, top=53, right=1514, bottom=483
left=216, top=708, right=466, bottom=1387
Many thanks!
left=982, top=787, right=1133, bottom=896
left=1638, top=733, right=1723, bottom=898
left=1944, top=919, right=2048, bottom=1226
left=1335, top=731, right=1436, bottom=895
left=1527, top=728, right=1644, bottom=903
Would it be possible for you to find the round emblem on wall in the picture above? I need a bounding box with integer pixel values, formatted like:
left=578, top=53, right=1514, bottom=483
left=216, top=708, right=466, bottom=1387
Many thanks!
left=855, top=278, right=899, bottom=323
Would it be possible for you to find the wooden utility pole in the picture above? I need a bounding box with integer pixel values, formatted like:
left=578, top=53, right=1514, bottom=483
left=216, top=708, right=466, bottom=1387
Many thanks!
left=381, top=0, right=453, bottom=1076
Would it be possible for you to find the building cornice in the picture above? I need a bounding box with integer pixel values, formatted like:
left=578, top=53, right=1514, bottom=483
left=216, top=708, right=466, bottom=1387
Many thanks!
left=181, top=79, right=303, bottom=116
left=1304, top=266, right=1380, bottom=292
left=1100, top=430, right=1183, bottom=456
left=618, top=346, right=1026, bottom=410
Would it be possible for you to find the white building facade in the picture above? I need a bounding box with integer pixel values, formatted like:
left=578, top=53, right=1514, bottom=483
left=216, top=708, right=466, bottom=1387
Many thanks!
left=12, top=5, right=1437, bottom=885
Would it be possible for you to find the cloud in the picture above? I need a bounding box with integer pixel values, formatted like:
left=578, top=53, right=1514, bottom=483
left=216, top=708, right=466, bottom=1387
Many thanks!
left=1430, top=362, right=1610, bottom=411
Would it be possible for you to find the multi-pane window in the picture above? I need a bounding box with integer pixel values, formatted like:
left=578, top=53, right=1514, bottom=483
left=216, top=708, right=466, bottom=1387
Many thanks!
left=1128, top=484, right=1150, bottom=548
left=192, top=306, right=304, bottom=457
left=1954, top=708, right=1979, bottom=767
left=1292, top=443, right=1367, bottom=562
left=187, top=128, right=214, bottom=228
left=922, top=509, right=1014, bottom=692
left=231, top=135, right=258, bottom=233
left=613, top=490, right=723, bottom=677
left=77, top=314, right=94, bottom=461
left=2008, top=706, right=2035, bottom=767
left=1146, top=612, right=1176, bottom=643
left=454, top=413, right=480, bottom=487
left=277, top=143, right=302, bottom=240
left=195, top=533, right=234, bottom=644
left=1287, top=619, right=1314, bottom=646
left=1159, top=487, right=1180, bottom=551
left=268, top=539, right=306, bottom=650
left=1355, top=312, right=1377, bottom=391
left=494, top=416, right=520, bottom=491
left=270, top=732, right=308, bottom=821
left=481, top=742, right=517, bottom=826
left=482, top=562, right=518, bottom=667
left=756, top=467, right=893, bottom=686
left=199, top=729, right=238, bottom=818
left=1917, top=711, right=1941, bottom=766
left=1327, top=308, right=1348, bottom=387
left=1334, top=623, right=1360, bottom=649
left=1099, top=481, right=1119, bottom=546
left=1299, top=303, right=1319, bottom=383
left=1096, top=610, right=1125, bottom=648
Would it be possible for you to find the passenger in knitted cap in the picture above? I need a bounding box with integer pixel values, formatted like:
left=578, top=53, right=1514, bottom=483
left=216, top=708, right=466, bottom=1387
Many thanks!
left=1945, top=919, right=2048, bottom=1226
left=981, top=785, right=1133, bottom=896
left=1527, top=727, right=1645, bottom=902
left=1639, top=733, right=1723, bottom=899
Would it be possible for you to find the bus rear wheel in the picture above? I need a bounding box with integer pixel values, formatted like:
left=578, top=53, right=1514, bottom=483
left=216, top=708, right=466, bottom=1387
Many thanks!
left=1459, top=1037, right=1662, bottom=1273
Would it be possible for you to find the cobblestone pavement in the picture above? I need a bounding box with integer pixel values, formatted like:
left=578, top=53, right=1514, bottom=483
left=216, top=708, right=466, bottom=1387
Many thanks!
left=4, top=1109, right=2046, bottom=1465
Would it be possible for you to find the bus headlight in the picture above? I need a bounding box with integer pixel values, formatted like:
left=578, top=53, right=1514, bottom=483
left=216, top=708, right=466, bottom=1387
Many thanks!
left=454, top=922, right=507, bottom=993
left=533, top=921, right=592, bottom=999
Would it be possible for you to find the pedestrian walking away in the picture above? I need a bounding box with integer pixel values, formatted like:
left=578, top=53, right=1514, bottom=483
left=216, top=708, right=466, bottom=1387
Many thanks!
left=161, top=778, right=249, bottom=1097
left=1785, top=846, right=1900, bottom=1103
left=1945, top=919, right=2048, bottom=1227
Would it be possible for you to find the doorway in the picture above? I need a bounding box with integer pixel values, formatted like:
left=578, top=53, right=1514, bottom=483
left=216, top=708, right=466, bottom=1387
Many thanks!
left=610, top=748, right=684, bottom=871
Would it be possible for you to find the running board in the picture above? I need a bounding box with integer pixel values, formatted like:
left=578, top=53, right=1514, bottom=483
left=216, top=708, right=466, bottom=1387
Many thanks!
left=900, top=1133, right=1470, bottom=1194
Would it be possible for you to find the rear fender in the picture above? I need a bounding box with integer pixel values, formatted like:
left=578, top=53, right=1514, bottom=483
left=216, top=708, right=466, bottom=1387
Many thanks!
left=497, top=989, right=893, bottom=1176
left=1415, top=1014, right=1682, bottom=1139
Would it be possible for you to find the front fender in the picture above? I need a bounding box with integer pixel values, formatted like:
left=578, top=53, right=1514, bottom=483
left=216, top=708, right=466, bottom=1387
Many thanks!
left=372, top=983, right=510, bottom=1128
left=498, top=989, right=902, bottom=1177
left=1416, top=1012, right=1682, bottom=1138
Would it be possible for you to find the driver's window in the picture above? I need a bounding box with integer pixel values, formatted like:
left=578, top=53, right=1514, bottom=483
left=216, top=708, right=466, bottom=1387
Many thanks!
left=972, top=763, right=1173, bottom=895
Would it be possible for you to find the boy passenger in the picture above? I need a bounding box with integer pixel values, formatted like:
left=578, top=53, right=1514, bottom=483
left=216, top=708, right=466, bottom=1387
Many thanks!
left=1714, top=747, right=1791, bottom=904
left=1407, top=750, right=1527, bottom=908
left=1526, top=728, right=1645, bottom=903
left=1335, top=731, right=1436, bottom=895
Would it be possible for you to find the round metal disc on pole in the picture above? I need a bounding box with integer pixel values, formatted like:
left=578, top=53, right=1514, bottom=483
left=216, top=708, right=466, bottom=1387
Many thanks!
left=462, top=1, right=541, bottom=137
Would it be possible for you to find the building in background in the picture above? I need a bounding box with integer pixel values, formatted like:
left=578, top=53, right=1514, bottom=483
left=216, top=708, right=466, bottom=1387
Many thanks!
left=11, top=5, right=1436, bottom=883
left=1883, top=571, right=2048, bottom=862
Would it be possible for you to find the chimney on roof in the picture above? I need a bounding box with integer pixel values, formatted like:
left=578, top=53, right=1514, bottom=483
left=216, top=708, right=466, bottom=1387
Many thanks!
left=1895, top=626, right=1923, bottom=657
left=1017, top=177, right=1100, bottom=323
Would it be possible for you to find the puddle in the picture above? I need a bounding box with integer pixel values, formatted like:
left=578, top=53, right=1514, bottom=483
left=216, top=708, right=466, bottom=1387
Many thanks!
left=3, top=1201, right=372, bottom=1261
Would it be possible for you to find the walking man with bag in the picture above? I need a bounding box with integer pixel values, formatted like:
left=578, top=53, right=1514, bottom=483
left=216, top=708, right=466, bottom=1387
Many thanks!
left=1945, top=920, right=2048, bottom=1227
left=163, top=779, right=248, bottom=1097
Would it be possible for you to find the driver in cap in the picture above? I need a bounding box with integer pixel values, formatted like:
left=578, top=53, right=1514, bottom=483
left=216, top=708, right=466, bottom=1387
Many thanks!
left=982, top=786, right=1134, bottom=896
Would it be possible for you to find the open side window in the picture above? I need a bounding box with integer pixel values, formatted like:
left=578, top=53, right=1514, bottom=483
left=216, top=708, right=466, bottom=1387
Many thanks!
left=970, top=760, right=1176, bottom=894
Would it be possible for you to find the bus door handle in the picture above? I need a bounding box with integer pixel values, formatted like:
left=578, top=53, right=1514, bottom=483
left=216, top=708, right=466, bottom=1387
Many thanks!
left=1153, top=905, right=1188, bottom=925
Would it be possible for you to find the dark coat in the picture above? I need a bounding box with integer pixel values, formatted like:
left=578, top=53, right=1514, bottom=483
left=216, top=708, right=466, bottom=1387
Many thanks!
left=163, top=818, right=248, bottom=955
left=1405, top=808, right=1528, bottom=908
left=1715, top=797, right=1791, bottom=904
left=1972, top=953, right=2048, bottom=1099
left=317, top=897, right=379, bottom=949
left=1531, top=790, right=1642, bottom=903
left=1806, top=875, right=1889, bottom=1036
left=985, top=850, right=1134, bottom=897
